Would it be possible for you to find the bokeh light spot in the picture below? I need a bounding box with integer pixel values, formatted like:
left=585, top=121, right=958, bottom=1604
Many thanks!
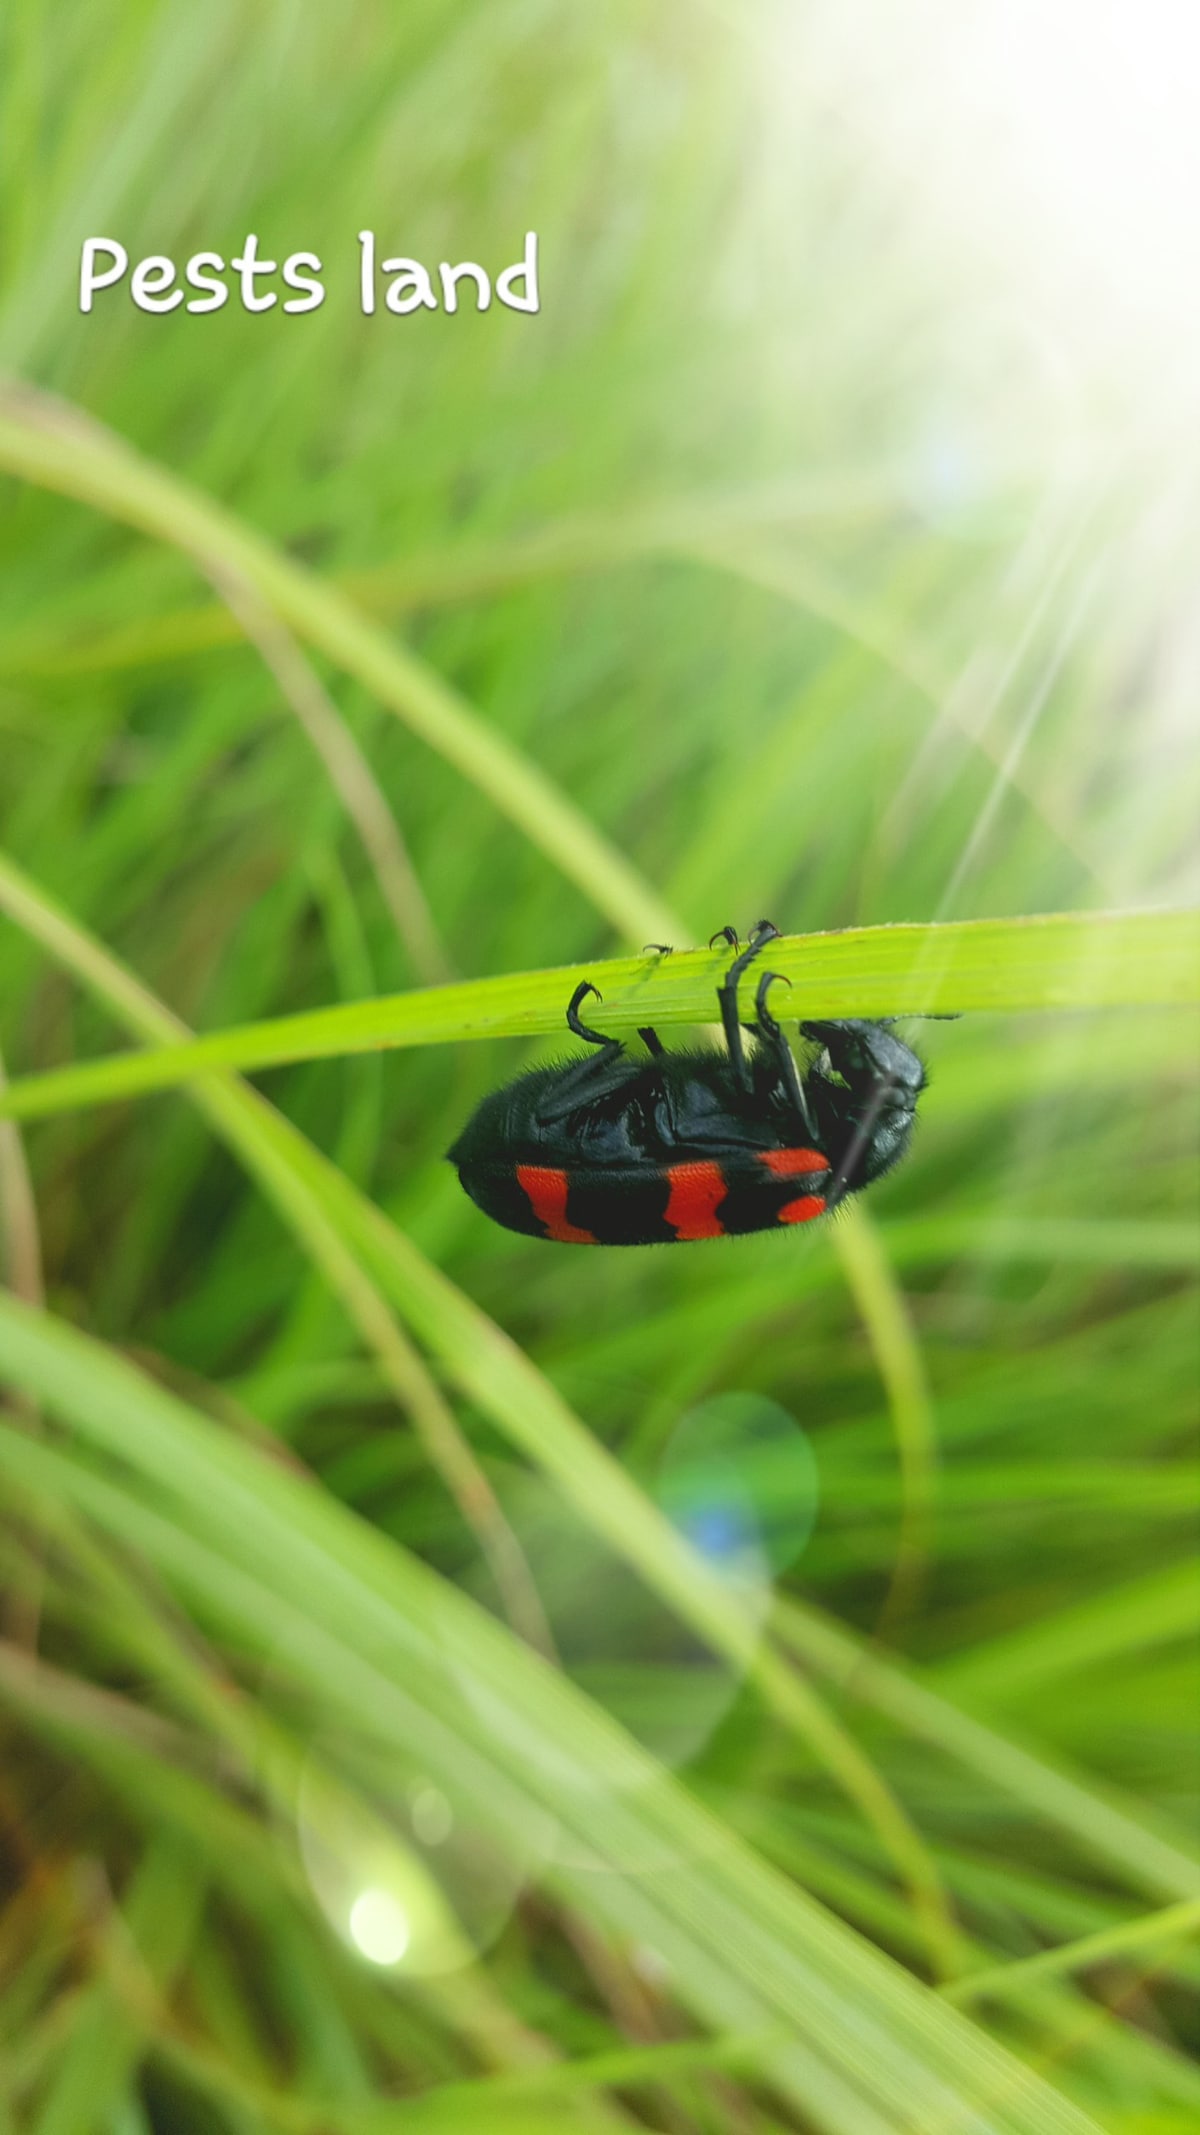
left=658, top=1393, right=820, bottom=1583
left=410, top=1784, right=454, bottom=1848
left=348, top=1888, right=411, bottom=1966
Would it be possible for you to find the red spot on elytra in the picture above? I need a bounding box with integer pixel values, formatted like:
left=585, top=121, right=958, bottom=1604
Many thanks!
left=515, top=1165, right=597, bottom=1244
left=758, top=1147, right=828, bottom=1177
left=778, top=1194, right=826, bottom=1225
left=664, top=1161, right=728, bottom=1240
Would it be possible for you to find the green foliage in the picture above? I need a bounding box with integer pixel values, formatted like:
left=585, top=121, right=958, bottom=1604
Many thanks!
left=0, top=4, right=1197, bottom=2133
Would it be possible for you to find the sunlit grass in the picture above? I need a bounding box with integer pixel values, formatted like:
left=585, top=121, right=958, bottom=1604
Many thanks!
left=0, top=3, right=1198, bottom=2132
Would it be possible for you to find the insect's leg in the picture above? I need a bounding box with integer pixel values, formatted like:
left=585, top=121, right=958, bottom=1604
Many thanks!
left=708, top=925, right=739, bottom=949
left=531, top=981, right=634, bottom=1125
left=754, top=972, right=817, bottom=1139
left=534, top=1047, right=638, bottom=1123
left=567, top=981, right=615, bottom=1047
left=637, top=1026, right=666, bottom=1056
left=716, top=920, right=781, bottom=1093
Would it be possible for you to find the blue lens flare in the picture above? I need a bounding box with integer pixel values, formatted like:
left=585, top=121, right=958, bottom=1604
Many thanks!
left=656, top=1393, right=820, bottom=1584
left=677, top=1496, right=755, bottom=1564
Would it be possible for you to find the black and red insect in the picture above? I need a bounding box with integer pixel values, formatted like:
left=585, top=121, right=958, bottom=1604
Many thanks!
left=449, top=921, right=927, bottom=1245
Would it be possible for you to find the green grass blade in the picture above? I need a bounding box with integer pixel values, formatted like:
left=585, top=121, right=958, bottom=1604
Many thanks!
left=0, top=1295, right=1108, bottom=2135
left=931, top=1559, right=1200, bottom=1707
left=3, top=845, right=1196, bottom=1942
left=0, top=851, right=548, bottom=1650
left=0, top=384, right=676, bottom=947
left=0, top=472, right=914, bottom=682
left=943, top=1898, right=1200, bottom=2010
left=0, top=842, right=960, bottom=1970
left=771, top=1597, right=1200, bottom=1905
left=29, top=1834, right=205, bottom=2135
left=0, top=906, right=1194, bottom=1123
left=3, top=7, right=1196, bottom=2125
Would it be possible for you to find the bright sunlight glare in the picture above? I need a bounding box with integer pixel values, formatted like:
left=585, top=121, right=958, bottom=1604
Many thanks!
left=347, top=1888, right=411, bottom=1966
left=779, top=0, right=1200, bottom=407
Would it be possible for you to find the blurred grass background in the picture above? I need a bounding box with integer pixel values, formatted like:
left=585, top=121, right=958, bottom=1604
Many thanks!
left=0, top=2, right=1198, bottom=2131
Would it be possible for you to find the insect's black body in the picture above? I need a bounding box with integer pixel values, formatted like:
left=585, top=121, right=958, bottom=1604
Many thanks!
left=449, top=924, right=926, bottom=1245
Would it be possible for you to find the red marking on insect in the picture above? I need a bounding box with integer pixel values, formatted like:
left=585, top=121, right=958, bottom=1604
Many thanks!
left=777, top=1194, right=826, bottom=1226
left=663, top=1161, right=728, bottom=1240
left=758, top=1147, right=828, bottom=1177
left=515, top=1165, right=597, bottom=1244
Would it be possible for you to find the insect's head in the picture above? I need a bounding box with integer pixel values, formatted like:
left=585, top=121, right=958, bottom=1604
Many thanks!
left=801, top=1018, right=926, bottom=1108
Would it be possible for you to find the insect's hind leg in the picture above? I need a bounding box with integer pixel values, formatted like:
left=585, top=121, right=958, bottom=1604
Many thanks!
left=532, top=980, right=634, bottom=1126
left=716, top=920, right=781, bottom=1092
left=533, top=1047, right=638, bottom=1123
left=754, top=972, right=817, bottom=1138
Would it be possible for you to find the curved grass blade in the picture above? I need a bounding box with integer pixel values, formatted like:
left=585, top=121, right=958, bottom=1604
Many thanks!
left=27, top=1834, right=205, bottom=2135
left=770, top=1596, right=1200, bottom=1906
left=0, top=1296, right=1107, bottom=2135
left=6, top=849, right=1199, bottom=1924
left=2, top=387, right=1186, bottom=1950
left=833, top=1201, right=938, bottom=1634
left=0, top=383, right=676, bottom=947
left=210, top=565, right=452, bottom=986
left=0, top=844, right=962, bottom=1972
left=0, top=471, right=917, bottom=682
left=0, top=856, right=549, bottom=1658
left=0, top=906, right=1194, bottom=1125
left=942, top=1898, right=1200, bottom=2010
